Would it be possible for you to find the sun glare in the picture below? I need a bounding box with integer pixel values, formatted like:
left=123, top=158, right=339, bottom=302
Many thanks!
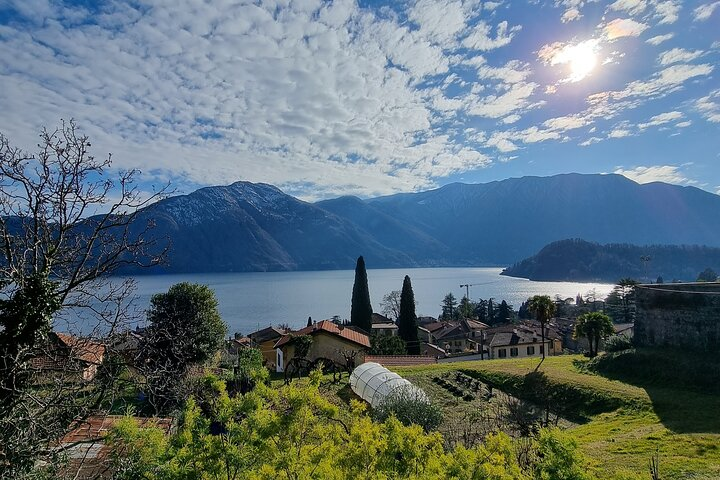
left=568, top=42, right=598, bottom=82
left=549, top=39, right=600, bottom=83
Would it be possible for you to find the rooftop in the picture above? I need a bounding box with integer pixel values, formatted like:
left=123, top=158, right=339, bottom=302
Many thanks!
left=275, top=320, right=370, bottom=349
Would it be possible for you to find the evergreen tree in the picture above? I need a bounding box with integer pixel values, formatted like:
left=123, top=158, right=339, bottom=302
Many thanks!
left=474, top=299, right=488, bottom=323
left=440, top=292, right=457, bottom=320
left=307, top=316, right=313, bottom=327
left=350, top=256, right=373, bottom=332
left=398, top=275, right=420, bottom=354
left=697, top=268, right=718, bottom=282
left=496, top=300, right=513, bottom=324
left=459, top=296, right=474, bottom=319
left=487, top=298, right=495, bottom=324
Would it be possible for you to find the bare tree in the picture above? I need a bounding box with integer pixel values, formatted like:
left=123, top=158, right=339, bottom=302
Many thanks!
left=380, top=290, right=402, bottom=321
left=0, top=120, right=169, bottom=478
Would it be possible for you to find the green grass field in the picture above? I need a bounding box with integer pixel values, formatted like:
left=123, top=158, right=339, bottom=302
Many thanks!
left=394, top=352, right=720, bottom=480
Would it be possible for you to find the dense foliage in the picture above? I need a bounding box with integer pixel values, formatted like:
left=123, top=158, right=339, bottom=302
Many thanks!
left=603, top=335, right=633, bottom=353
left=370, top=334, right=407, bottom=355
left=502, top=238, right=720, bottom=283
left=141, top=282, right=227, bottom=412
left=107, top=369, right=598, bottom=479
left=398, top=275, right=420, bottom=355
left=372, top=387, right=443, bottom=433
left=350, top=256, right=373, bottom=332
left=604, top=279, right=638, bottom=324
left=574, top=312, right=614, bottom=357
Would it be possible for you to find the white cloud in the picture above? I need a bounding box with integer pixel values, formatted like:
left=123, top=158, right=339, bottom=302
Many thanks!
left=609, top=128, right=632, bottom=138
left=658, top=48, right=703, bottom=66
left=543, top=115, right=588, bottom=131
left=579, top=136, right=603, bottom=146
left=0, top=0, right=523, bottom=198
left=637, top=110, right=683, bottom=128
left=694, top=2, right=720, bottom=21
left=675, top=121, right=692, bottom=128
left=646, top=33, right=674, bottom=45
left=653, top=1, right=681, bottom=24
left=462, top=20, right=521, bottom=50
left=696, top=90, right=720, bottom=123
left=614, top=165, right=693, bottom=185
left=609, top=0, right=648, bottom=16
left=602, top=18, right=649, bottom=40
left=561, top=8, right=582, bottom=22
left=409, top=0, right=467, bottom=47
left=466, top=81, right=539, bottom=118
left=588, top=63, right=714, bottom=106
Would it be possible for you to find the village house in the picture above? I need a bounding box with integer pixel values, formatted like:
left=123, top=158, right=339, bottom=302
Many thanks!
left=370, top=312, right=398, bottom=336
left=248, top=326, right=287, bottom=369
left=426, top=318, right=489, bottom=354
left=31, top=332, right=106, bottom=382
left=484, top=323, right=562, bottom=359
left=274, top=320, right=370, bottom=373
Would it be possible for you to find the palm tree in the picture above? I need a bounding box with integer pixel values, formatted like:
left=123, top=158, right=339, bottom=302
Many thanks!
left=574, top=312, right=614, bottom=357
left=528, top=295, right=556, bottom=360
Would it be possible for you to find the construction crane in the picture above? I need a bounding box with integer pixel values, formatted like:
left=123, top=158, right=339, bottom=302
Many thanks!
left=459, top=283, right=477, bottom=299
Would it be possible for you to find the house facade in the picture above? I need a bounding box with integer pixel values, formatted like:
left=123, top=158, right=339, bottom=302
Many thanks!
left=248, top=326, right=287, bottom=369
left=274, top=320, right=370, bottom=372
left=31, top=332, right=105, bottom=382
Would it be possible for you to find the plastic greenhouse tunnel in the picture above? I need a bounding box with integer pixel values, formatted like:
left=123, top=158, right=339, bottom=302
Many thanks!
left=349, top=362, right=429, bottom=408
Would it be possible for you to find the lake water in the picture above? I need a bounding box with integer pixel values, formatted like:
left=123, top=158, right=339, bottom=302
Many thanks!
left=104, top=268, right=613, bottom=335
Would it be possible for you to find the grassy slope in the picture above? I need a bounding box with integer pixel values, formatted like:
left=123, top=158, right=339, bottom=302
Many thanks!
left=395, top=355, right=720, bottom=480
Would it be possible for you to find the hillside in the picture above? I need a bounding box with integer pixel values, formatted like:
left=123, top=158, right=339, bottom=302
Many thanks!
left=118, top=173, right=720, bottom=273
left=392, top=351, right=720, bottom=479
left=501, top=238, right=720, bottom=282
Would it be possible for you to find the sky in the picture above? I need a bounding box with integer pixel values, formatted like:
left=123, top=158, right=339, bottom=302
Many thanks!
left=0, top=0, right=718, bottom=201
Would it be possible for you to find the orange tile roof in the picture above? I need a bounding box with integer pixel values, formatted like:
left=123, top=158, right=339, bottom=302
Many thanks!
left=275, top=320, right=370, bottom=349
left=55, top=333, right=106, bottom=364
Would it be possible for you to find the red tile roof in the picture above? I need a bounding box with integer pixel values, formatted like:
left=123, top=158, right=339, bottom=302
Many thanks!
left=275, top=320, right=370, bottom=349
left=55, top=333, right=106, bottom=364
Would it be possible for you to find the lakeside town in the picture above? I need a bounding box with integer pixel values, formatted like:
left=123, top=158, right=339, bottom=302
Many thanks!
left=7, top=250, right=719, bottom=479
left=3, top=0, right=720, bottom=478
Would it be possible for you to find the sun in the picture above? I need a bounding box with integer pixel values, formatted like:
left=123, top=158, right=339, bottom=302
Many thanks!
left=567, top=42, right=599, bottom=82
left=541, top=39, right=600, bottom=83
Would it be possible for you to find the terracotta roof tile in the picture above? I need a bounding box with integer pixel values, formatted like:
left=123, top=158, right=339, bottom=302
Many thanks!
left=275, top=320, right=370, bottom=349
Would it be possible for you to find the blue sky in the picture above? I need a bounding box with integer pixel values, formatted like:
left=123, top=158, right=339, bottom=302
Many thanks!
left=0, top=0, right=718, bottom=200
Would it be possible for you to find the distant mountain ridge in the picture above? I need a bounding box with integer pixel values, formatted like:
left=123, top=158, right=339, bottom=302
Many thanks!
left=501, top=239, right=720, bottom=283
left=125, top=174, right=720, bottom=273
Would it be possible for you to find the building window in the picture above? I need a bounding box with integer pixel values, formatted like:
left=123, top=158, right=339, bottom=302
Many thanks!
left=527, top=346, right=535, bottom=355
left=498, top=348, right=507, bottom=358
left=510, top=347, right=518, bottom=357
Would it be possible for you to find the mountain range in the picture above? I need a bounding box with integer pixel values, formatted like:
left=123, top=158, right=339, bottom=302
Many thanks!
left=127, top=173, right=720, bottom=273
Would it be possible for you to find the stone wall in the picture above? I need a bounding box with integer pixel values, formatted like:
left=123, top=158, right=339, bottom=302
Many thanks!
left=634, top=283, right=720, bottom=351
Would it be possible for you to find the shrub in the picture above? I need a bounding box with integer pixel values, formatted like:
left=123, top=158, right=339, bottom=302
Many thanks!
left=372, top=387, right=443, bottom=432
left=604, top=335, right=633, bottom=353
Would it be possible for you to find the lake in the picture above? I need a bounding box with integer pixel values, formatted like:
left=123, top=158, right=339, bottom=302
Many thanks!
left=97, top=268, right=613, bottom=335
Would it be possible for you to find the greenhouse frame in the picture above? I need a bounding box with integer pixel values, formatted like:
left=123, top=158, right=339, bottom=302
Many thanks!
left=349, top=362, right=428, bottom=408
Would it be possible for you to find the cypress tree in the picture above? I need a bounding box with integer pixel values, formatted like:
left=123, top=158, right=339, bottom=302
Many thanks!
left=350, top=256, right=373, bottom=333
left=306, top=316, right=312, bottom=327
left=398, top=275, right=420, bottom=354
